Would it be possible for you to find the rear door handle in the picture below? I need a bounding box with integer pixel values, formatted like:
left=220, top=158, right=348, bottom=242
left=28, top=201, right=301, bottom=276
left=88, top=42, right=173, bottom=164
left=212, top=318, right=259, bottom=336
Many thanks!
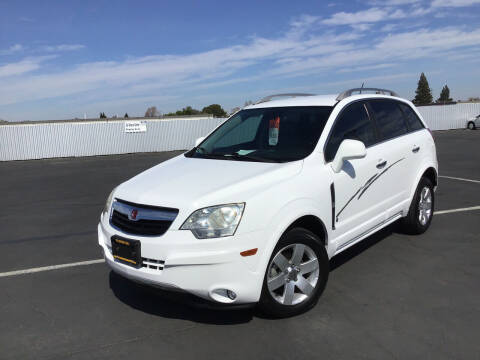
left=376, top=160, right=387, bottom=169
left=412, top=146, right=420, bottom=153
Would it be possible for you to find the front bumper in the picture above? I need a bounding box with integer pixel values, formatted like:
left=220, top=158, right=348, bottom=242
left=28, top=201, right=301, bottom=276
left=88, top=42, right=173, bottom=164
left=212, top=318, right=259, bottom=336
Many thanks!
left=98, top=217, right=265, bottom=304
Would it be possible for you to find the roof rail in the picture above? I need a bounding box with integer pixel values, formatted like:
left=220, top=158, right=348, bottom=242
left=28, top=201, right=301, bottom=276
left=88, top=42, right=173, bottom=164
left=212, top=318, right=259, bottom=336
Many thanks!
left=255, top=93, right=315, bottom=104
left=336, top=88, right=399, bottom=101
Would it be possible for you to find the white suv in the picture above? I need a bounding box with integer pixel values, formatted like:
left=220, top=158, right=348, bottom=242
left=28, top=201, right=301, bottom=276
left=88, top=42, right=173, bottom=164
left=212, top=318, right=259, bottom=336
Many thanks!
left=98, top=88, right=438, bottom=317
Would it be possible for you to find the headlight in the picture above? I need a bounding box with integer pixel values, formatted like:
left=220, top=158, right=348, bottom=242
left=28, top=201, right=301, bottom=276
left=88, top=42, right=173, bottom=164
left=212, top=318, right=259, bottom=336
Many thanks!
left=102, top=187, right=117, bottom=216
left=180, top=203, right=245, bottom=239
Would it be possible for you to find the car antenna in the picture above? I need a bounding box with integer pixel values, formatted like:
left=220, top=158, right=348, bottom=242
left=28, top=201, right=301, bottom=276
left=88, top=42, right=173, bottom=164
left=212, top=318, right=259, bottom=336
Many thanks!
left=360, top=82, right=364, bottom=94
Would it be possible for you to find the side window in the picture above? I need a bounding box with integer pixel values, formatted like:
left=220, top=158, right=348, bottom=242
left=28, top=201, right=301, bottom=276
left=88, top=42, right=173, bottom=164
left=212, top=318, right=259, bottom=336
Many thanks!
left=368, top=100, right=408, bottom=141
left=398, top=103, right=424, bottom=131
left=324, top=102, right=376, bottom=162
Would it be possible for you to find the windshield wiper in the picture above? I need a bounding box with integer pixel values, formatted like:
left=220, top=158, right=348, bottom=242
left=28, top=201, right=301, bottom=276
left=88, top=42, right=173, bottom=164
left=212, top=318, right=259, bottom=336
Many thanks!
left=222, top=152, right=281, bottom=163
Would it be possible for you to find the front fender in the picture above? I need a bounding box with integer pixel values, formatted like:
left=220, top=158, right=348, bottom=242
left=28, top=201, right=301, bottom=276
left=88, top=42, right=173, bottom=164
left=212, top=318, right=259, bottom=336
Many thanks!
left=255, top=198, right=331, bottom=280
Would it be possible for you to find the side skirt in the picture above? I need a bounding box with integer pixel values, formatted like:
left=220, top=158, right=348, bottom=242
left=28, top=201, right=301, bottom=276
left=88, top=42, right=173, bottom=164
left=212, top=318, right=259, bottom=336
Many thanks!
left=334, top=211, right=403, bottom=255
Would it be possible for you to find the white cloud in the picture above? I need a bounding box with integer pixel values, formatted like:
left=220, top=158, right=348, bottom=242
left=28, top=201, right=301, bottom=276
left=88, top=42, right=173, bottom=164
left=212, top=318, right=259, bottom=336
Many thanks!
left=410, top=6, right=434, bottom=15
left=431, top=0, right=480, bottom=7
left=369, top=0, right=421, bottom=5
left=322, top=8, right=390, bottom=25
left=0, top=56, right=54, bottom=78
left=380, top=23, right=398, bottom=32
left=322, top=7, right=407, bottom=27
left=19, top=16, right=34, bottom=22
left=41, top=44, right=86, bottom=52
left=1, top=15, right=480, bottom=113
left=337, top=63, right=398, bottom=73
left=264, top=27, right=480, bottom=79
left=0, top=44, right=24, bottom=56
left=351, top=23, right=373, bottom=32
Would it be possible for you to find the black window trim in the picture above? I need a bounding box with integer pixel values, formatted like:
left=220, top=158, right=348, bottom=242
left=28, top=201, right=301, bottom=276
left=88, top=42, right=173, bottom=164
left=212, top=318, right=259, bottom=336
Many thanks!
left=323, top=99, right=380, bottom=163
left=396, top=100, right=425, bottom=133
left=364, top=99, right=428, bottom=148
left=323, top=98, right=430, bottom=163
left=366, top=98, right=410, bottom=143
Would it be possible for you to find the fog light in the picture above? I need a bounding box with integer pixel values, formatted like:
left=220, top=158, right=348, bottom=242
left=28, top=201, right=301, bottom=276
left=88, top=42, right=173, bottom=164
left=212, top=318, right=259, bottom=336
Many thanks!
left=227, top=290, right=237, bottom=300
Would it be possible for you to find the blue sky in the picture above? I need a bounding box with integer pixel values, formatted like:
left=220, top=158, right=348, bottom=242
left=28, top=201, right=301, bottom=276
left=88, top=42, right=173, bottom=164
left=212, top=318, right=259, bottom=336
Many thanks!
left=1, top=0, right=480, bottom=121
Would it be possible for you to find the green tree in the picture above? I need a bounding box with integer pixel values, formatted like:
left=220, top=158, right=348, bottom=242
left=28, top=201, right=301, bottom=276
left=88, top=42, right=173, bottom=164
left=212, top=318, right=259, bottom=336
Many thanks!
left=202, top=104, right=227, bottom=117
left=179, top=106, right=201, bottom=115
left=413, top=73, right=433, bottom=105
left=124, top=113, right=129, bottom=118
left=436, top=85, right=453, bottom=104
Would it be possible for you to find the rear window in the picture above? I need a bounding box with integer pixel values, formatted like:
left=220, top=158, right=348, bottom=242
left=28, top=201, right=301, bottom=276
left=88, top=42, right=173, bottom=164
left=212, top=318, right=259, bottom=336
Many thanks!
left=398, top=103, right=424, bottom=131
left=368, top=100, right=408, bottom=141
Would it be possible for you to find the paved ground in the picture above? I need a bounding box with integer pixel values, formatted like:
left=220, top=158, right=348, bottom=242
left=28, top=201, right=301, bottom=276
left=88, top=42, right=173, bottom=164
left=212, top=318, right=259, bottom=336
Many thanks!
left=1, top=130, right=479, bottom=360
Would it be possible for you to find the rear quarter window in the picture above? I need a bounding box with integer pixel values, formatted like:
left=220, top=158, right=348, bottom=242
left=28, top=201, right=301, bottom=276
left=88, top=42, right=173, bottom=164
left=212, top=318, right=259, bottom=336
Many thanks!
left=398, top=103, right=424, bottom=131
left=368, top=100, right=408, bottom=141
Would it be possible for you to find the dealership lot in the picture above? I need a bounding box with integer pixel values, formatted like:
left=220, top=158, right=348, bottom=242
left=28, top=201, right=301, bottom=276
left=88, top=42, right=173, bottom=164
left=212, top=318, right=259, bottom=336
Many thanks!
left=0, top=130, right=479, bottom=359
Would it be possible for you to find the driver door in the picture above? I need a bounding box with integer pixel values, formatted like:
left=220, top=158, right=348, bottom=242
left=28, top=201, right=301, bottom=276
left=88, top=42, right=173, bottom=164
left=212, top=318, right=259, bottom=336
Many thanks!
left=325, top=101, right=388, bottom=251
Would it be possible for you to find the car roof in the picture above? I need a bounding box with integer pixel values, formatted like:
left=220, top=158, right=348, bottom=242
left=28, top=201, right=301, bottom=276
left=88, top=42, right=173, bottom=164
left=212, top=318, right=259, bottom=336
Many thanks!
left=245, top=93, right=408, bottom=110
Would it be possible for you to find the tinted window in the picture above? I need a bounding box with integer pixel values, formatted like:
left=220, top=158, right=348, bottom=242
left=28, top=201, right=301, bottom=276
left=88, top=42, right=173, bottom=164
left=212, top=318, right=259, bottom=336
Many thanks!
left=398, top=103, right=424, bottom=131
left=214, top=114, right=262, bottom=148
left=325, top=102, right=376, bottom=162
left=369, top=100, right=408, bottom=140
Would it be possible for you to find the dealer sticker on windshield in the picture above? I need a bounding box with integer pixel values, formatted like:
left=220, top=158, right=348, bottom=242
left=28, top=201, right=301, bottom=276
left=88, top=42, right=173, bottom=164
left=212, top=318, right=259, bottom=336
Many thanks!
left=269, top=116, right=280, bottom=146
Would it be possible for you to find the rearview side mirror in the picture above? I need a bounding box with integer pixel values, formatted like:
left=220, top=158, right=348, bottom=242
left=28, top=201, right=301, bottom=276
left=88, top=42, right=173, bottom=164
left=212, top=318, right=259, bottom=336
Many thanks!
left=195, top=137, right=205, bottom=147
left=331, top=139, right=367, bottom=173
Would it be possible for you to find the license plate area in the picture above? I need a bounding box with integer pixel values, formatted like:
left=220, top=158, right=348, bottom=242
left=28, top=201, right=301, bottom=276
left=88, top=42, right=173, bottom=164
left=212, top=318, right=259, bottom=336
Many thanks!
left=111, top=236, right=141, bottom=268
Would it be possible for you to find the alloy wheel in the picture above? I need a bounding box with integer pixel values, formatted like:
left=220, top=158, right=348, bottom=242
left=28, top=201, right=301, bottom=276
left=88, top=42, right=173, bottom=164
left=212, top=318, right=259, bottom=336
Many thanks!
left=418, top=186, right=433, bottom=226
left=267, top=243, right=320, bottom=306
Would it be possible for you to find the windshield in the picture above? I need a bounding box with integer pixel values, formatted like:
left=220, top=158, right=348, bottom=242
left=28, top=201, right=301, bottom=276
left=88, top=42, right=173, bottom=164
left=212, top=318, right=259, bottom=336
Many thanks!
left=185, top=106, right=333, bottom=163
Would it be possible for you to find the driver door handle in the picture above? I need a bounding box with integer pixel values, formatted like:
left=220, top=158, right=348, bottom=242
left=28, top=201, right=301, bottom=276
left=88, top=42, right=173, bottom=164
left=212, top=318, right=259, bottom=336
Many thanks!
left=376, top=160, right=387, bottom=169
left=412, top=146, right=420, bottom=153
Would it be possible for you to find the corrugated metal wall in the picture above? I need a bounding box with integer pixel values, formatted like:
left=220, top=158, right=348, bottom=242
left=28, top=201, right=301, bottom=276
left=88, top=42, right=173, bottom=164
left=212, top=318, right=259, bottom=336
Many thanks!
left=1, top=103, right=479, bottom=161
left=0, top=117, right=225, bottom=161
left=416, top=103, right=480, bottom=130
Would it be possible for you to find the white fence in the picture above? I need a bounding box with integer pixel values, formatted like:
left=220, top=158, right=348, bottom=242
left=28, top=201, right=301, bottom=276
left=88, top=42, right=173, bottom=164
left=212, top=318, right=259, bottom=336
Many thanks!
left=1, top=103, right=478, bottom=161
left=417, top=103, right=480, bottom=131
left=0, top=117, right=225, bottom=161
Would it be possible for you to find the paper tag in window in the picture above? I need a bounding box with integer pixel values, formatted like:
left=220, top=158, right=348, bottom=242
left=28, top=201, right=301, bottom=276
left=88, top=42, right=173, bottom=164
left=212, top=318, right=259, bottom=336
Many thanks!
left=269, top=116, right=280, bottom=146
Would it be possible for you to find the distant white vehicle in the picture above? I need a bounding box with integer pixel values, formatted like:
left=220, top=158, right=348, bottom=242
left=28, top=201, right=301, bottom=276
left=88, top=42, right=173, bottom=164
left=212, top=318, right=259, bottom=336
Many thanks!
left=98, top=88, right=438, bottom=317
left=467, top=114, right=479, bottom=130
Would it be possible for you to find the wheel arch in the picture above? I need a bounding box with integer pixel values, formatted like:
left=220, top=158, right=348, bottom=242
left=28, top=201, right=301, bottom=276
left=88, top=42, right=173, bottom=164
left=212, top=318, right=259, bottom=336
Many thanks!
left=284, top=215, right=328, bottom=247
left=257, top=199, right=331, bottom=277
left=422, top=167, right=438, bottom=187
left=407, top=165, right=438, bottom=211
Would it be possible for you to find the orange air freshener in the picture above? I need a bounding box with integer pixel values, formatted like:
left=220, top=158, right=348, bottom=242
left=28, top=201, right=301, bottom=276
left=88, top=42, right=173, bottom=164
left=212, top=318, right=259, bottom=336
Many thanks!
left=269, top=116, right=280, bottom=145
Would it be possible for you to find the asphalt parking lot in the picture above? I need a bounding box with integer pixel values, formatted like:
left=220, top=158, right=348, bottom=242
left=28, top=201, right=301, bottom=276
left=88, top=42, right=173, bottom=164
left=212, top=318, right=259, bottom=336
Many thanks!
left=1, top=129, right=479, bottom=360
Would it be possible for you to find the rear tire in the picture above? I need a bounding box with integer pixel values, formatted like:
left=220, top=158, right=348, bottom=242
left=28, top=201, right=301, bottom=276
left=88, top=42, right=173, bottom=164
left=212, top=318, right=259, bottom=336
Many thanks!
left=467, top=122, right=476, bottom=130
left=258, top=228, right=329, bottom=318
left=400, top=177, right=434, bottom=235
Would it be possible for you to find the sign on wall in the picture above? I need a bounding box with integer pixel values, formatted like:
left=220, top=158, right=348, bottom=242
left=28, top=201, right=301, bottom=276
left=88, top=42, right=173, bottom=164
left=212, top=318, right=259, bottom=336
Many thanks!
left=124, top=121, right=147, bottom=133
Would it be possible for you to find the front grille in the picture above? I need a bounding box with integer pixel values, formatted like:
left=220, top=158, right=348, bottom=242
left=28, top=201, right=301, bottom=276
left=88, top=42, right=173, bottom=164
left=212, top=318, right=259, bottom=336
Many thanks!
left=142, top=257, right=165, bottom=271
left=110, top=199, right=178, bottom=236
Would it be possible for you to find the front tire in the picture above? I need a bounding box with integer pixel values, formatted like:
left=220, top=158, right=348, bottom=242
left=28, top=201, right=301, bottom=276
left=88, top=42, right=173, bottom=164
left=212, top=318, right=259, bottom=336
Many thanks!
left=400, top=177, right=434, bottom=234
left=467, top=122, right=476, bottom=130
left=258, top=228, right=329, bottom=318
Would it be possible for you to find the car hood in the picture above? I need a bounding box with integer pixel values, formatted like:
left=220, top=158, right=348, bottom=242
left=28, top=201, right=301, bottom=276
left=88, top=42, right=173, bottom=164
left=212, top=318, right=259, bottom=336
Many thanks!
left=114, top=154, right=302, bottom=211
